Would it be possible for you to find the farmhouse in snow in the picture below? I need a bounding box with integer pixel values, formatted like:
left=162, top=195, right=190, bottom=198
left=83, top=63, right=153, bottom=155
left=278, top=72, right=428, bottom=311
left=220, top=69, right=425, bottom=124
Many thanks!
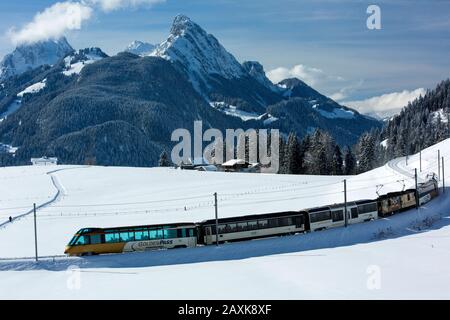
left=30, top=157, right=58, bottom=166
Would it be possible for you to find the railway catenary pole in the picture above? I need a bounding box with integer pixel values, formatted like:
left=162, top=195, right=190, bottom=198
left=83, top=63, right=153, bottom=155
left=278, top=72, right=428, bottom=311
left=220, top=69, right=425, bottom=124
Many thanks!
left=33, top=203, right=38, bottom=262
left=442, top=157, right=445, bottom=194
left=420, top=150, right=422, bottom=172
left=448, top=112, right=450, bottom=138
left=344, top=179, right=348, bottom=228
left=414, top=169, right=419, bottom=209
left=214, top=192, right=219, bottom=246
left=438, top=150, right=441, bottom=181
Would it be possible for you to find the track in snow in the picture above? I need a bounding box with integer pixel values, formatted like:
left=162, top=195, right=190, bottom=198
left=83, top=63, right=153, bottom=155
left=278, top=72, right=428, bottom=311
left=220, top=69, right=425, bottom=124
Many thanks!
left=0, top=167, right=83, bottom=228
left=387, top=156, right=426, bottom=183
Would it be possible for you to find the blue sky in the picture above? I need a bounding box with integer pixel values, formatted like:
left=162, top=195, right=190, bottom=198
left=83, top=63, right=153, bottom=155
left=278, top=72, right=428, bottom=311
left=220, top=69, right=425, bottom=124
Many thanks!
left=1, top=0, right=449, bottom=114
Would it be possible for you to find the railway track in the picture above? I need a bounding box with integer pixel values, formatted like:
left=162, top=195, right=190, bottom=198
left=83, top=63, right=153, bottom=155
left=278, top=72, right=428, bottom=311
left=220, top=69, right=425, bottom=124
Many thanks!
left=387, top=156, right=426, bottom=183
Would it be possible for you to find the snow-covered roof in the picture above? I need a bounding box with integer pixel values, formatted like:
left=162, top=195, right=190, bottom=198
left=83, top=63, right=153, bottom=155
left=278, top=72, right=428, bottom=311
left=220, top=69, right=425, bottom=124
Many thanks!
left=196, top=165, right=218, bottom=172
left=222, top=159, right=247, bottom=166
left=187, top=157, right=210, bottom=165
left=30, top=157, right=58, bottom=164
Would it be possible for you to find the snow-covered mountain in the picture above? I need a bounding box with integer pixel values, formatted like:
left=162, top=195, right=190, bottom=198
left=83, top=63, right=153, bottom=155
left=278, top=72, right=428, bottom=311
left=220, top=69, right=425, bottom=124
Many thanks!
left=0, top=15, right=381, bottom=166
left=151, top=14, right=245, bottom=92
left=125, top=40, right=155, bottom=56
left=0, top=37, right=73, bottom=81
left=62, top=47, right=108, bottom=76
left=242, top=61, right=277, bottom=91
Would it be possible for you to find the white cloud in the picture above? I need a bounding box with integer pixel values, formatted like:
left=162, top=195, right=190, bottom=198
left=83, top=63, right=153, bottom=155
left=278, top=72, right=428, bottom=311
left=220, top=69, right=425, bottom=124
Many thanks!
left=8, top=2, right=93, bottom=45
left=329, top=90, right=347, bottom=101
left=343, top=88, right=426, bottom=117
left=7, top=0, right=166, bottom=45
left=266, top=64, right=342, bottom=87
left=329, top=80, right=364, bottom=102
left=87, top=0, right=165, bottom=12
left=266, top=64, right=365, bottom=102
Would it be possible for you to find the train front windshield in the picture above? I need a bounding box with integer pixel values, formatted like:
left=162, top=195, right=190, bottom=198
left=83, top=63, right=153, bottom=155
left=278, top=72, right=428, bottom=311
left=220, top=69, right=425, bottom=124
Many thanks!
left=67, top=229, right=96, bottom=246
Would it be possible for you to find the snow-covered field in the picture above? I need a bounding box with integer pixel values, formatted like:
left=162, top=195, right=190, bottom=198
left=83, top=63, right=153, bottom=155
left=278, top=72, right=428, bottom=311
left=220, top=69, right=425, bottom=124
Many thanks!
left=0, top=139, right=449, bottom=299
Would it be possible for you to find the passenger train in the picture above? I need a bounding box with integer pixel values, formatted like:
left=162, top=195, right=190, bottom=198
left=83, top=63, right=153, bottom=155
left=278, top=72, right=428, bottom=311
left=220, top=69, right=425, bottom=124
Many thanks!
left=64, top=177, right=439, bottom=256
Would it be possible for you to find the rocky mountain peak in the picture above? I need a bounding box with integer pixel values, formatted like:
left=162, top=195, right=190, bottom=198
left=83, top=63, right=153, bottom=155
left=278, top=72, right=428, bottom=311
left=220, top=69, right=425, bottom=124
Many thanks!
left=125, top=40, right=155, bottom=56
left=0, top=37, right=74, bottom=81
left=242, top=61, right=274, bottom=89
left=151, top=15, right=245, bottom=92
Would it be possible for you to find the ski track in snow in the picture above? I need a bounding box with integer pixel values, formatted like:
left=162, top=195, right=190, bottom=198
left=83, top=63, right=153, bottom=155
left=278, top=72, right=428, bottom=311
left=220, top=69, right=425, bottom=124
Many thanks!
left=0, top=166, right=85, bottom=229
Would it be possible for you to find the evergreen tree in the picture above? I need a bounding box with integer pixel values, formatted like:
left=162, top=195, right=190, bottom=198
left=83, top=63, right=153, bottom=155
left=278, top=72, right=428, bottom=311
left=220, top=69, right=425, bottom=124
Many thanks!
left=277, top=135, right=287, bottom=174
left=332, top=145, right=343, bottom=175
left=159, top=150, right=171, bottom=167
left=316, top=146, right=328, bottom=175
left=357, top=133, right=375, bottom=173
left=343, top=146, right=356, bottom=175
left=284, top=132, right=302, bottom=174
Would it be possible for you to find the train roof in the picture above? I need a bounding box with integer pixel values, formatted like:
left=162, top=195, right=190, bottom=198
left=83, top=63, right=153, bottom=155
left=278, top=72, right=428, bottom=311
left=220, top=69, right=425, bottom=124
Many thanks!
left=76, top=222, right=198, bottom=234
left=378, top=189, right=415, bottom=199
left=200, top=210, right=306, bottom=225
left=354, top=199, right=378, bottom=204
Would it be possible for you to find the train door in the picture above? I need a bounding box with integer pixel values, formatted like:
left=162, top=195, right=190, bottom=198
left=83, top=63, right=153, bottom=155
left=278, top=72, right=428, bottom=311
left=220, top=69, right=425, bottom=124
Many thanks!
left=349, top=207, right=358, bottom=223
left=204, top=226, right=212, bottom=245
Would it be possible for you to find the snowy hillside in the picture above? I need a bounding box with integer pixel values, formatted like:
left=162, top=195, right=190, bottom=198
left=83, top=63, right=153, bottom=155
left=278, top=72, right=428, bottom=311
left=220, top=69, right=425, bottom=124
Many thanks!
left=0, top=139, right=449, bottom=299
left=62, top=48, right=108, bottom=76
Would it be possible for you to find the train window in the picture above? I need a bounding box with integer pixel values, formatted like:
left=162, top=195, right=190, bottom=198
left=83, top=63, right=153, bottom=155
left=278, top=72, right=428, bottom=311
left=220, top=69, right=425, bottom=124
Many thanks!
left=119, top=232, right=131, bottom=242
left=227, top=223, right=237, bottom=233
left=248, top=221, right=258, bottom=230
left=331, top=210, right=344, bottom=222
left=351, top=208, right=358, bottom=219
left=74, top=235, right=89, bottom=246
left=187, top=228, right=194, bottom=237
left=268, top=218, right=279, bottom=228
left=278, top=217, right=291, bottom=227
left=163, top=229, right=178, bottom=239
left=310, top=211, right=331, bottom=223
left=90, top=234, right=102, bottom=244
left=258, top=220, right=268, bottom=229
left=135, top=230, right=149, bottom=241
left=293, top=216, right=304, bottom=227
left=218, top=224, right=226, bottom=234
left=237, top=222, right=248, bottom=232
left=358, top=203, right=377, bottom=214
left=105, top=233, right=119, bottom=243
left=149, top=229, right=163, bottom=240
